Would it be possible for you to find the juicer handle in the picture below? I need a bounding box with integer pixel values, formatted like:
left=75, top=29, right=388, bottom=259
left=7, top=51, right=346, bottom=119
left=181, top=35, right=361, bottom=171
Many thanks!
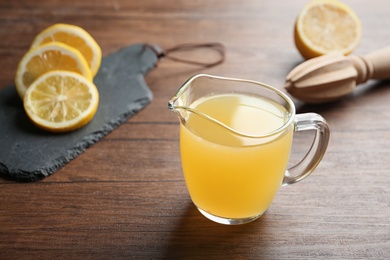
left=282, top=113, right=330, bottom=186
left=363, top=46, right=390, bottom=79
left=349, top=46, right=390, bottom=84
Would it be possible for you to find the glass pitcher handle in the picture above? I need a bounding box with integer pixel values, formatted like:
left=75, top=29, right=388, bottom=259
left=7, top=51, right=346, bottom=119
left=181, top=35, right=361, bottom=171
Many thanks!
left=282, top=113, right=330, bottom=186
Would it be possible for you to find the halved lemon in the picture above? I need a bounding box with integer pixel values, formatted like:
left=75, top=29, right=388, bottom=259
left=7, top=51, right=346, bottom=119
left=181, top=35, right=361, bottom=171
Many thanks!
left=294, top=0, right=362, bottom=59
left=23, top=70, right=99, bottom=133
left=30, top=23, right=102, bottom=76
left=15, top=42, right=92, bottom=98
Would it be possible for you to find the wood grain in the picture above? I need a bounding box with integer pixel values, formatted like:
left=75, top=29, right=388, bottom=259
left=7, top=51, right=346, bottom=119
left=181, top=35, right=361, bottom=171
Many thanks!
left=1, top=0, right=390, bottom=259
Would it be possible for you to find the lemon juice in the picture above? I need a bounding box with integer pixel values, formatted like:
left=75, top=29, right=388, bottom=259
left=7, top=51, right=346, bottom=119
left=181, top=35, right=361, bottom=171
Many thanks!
left=180, top=93, right=294, bottom=219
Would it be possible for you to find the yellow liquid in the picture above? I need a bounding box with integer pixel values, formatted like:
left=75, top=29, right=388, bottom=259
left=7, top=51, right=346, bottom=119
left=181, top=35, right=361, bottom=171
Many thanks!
left=180, top=93, right=294, bottom=219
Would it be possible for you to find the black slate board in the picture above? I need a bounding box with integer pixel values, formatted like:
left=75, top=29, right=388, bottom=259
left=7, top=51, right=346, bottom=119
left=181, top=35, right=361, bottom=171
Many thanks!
left=0, top=43, right=158, bottom=182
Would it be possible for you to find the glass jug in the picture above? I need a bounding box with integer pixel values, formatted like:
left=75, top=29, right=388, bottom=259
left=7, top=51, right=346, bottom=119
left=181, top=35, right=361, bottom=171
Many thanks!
left=169, top=74, right=330, bottom=225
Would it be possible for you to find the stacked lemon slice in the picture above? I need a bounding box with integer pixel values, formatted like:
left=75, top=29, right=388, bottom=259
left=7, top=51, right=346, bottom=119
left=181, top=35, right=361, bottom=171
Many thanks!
left=15, top=23, right=102, bottom=133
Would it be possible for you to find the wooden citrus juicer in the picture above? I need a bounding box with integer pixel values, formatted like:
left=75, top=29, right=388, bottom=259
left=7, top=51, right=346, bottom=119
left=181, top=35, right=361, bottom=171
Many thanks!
left=285, top=46, right=390, bottom=103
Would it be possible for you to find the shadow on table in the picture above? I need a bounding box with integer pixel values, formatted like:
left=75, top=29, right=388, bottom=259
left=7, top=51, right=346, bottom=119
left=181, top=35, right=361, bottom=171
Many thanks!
left=163, top=202, right=274, bottom=258
left=293, top=80, right=390, bottom=115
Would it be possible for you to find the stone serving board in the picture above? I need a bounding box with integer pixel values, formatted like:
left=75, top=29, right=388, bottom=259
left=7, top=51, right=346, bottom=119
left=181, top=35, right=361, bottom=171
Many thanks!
left=0, top=44, right=158, bottom=182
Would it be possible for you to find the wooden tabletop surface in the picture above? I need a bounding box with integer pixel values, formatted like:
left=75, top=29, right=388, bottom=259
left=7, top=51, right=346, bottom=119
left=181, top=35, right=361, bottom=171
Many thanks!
left=1, top=0, right=390, bottom=259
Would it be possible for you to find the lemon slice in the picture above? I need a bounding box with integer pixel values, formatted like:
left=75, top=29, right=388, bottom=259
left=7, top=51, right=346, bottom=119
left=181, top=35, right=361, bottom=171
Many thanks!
left=23, top=70, right=99, bottom=133
left=294, top=0, right=362, bottom=59
left=15, top=42, right=92, bottom=98
left=30, top=23, right=102, bottom=76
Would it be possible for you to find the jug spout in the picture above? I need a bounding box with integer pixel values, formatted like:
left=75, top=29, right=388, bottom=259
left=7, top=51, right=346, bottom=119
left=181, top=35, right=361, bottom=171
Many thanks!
left=169, top=95, right=246, bottom=139
left=168, top=98, right=176, bottom=111
left=168, top=96, right=188, bottom=124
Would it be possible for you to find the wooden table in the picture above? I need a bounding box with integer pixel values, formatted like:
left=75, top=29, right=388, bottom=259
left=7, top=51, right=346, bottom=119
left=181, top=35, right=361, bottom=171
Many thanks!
left=1, top=0, right=389, bottom=258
